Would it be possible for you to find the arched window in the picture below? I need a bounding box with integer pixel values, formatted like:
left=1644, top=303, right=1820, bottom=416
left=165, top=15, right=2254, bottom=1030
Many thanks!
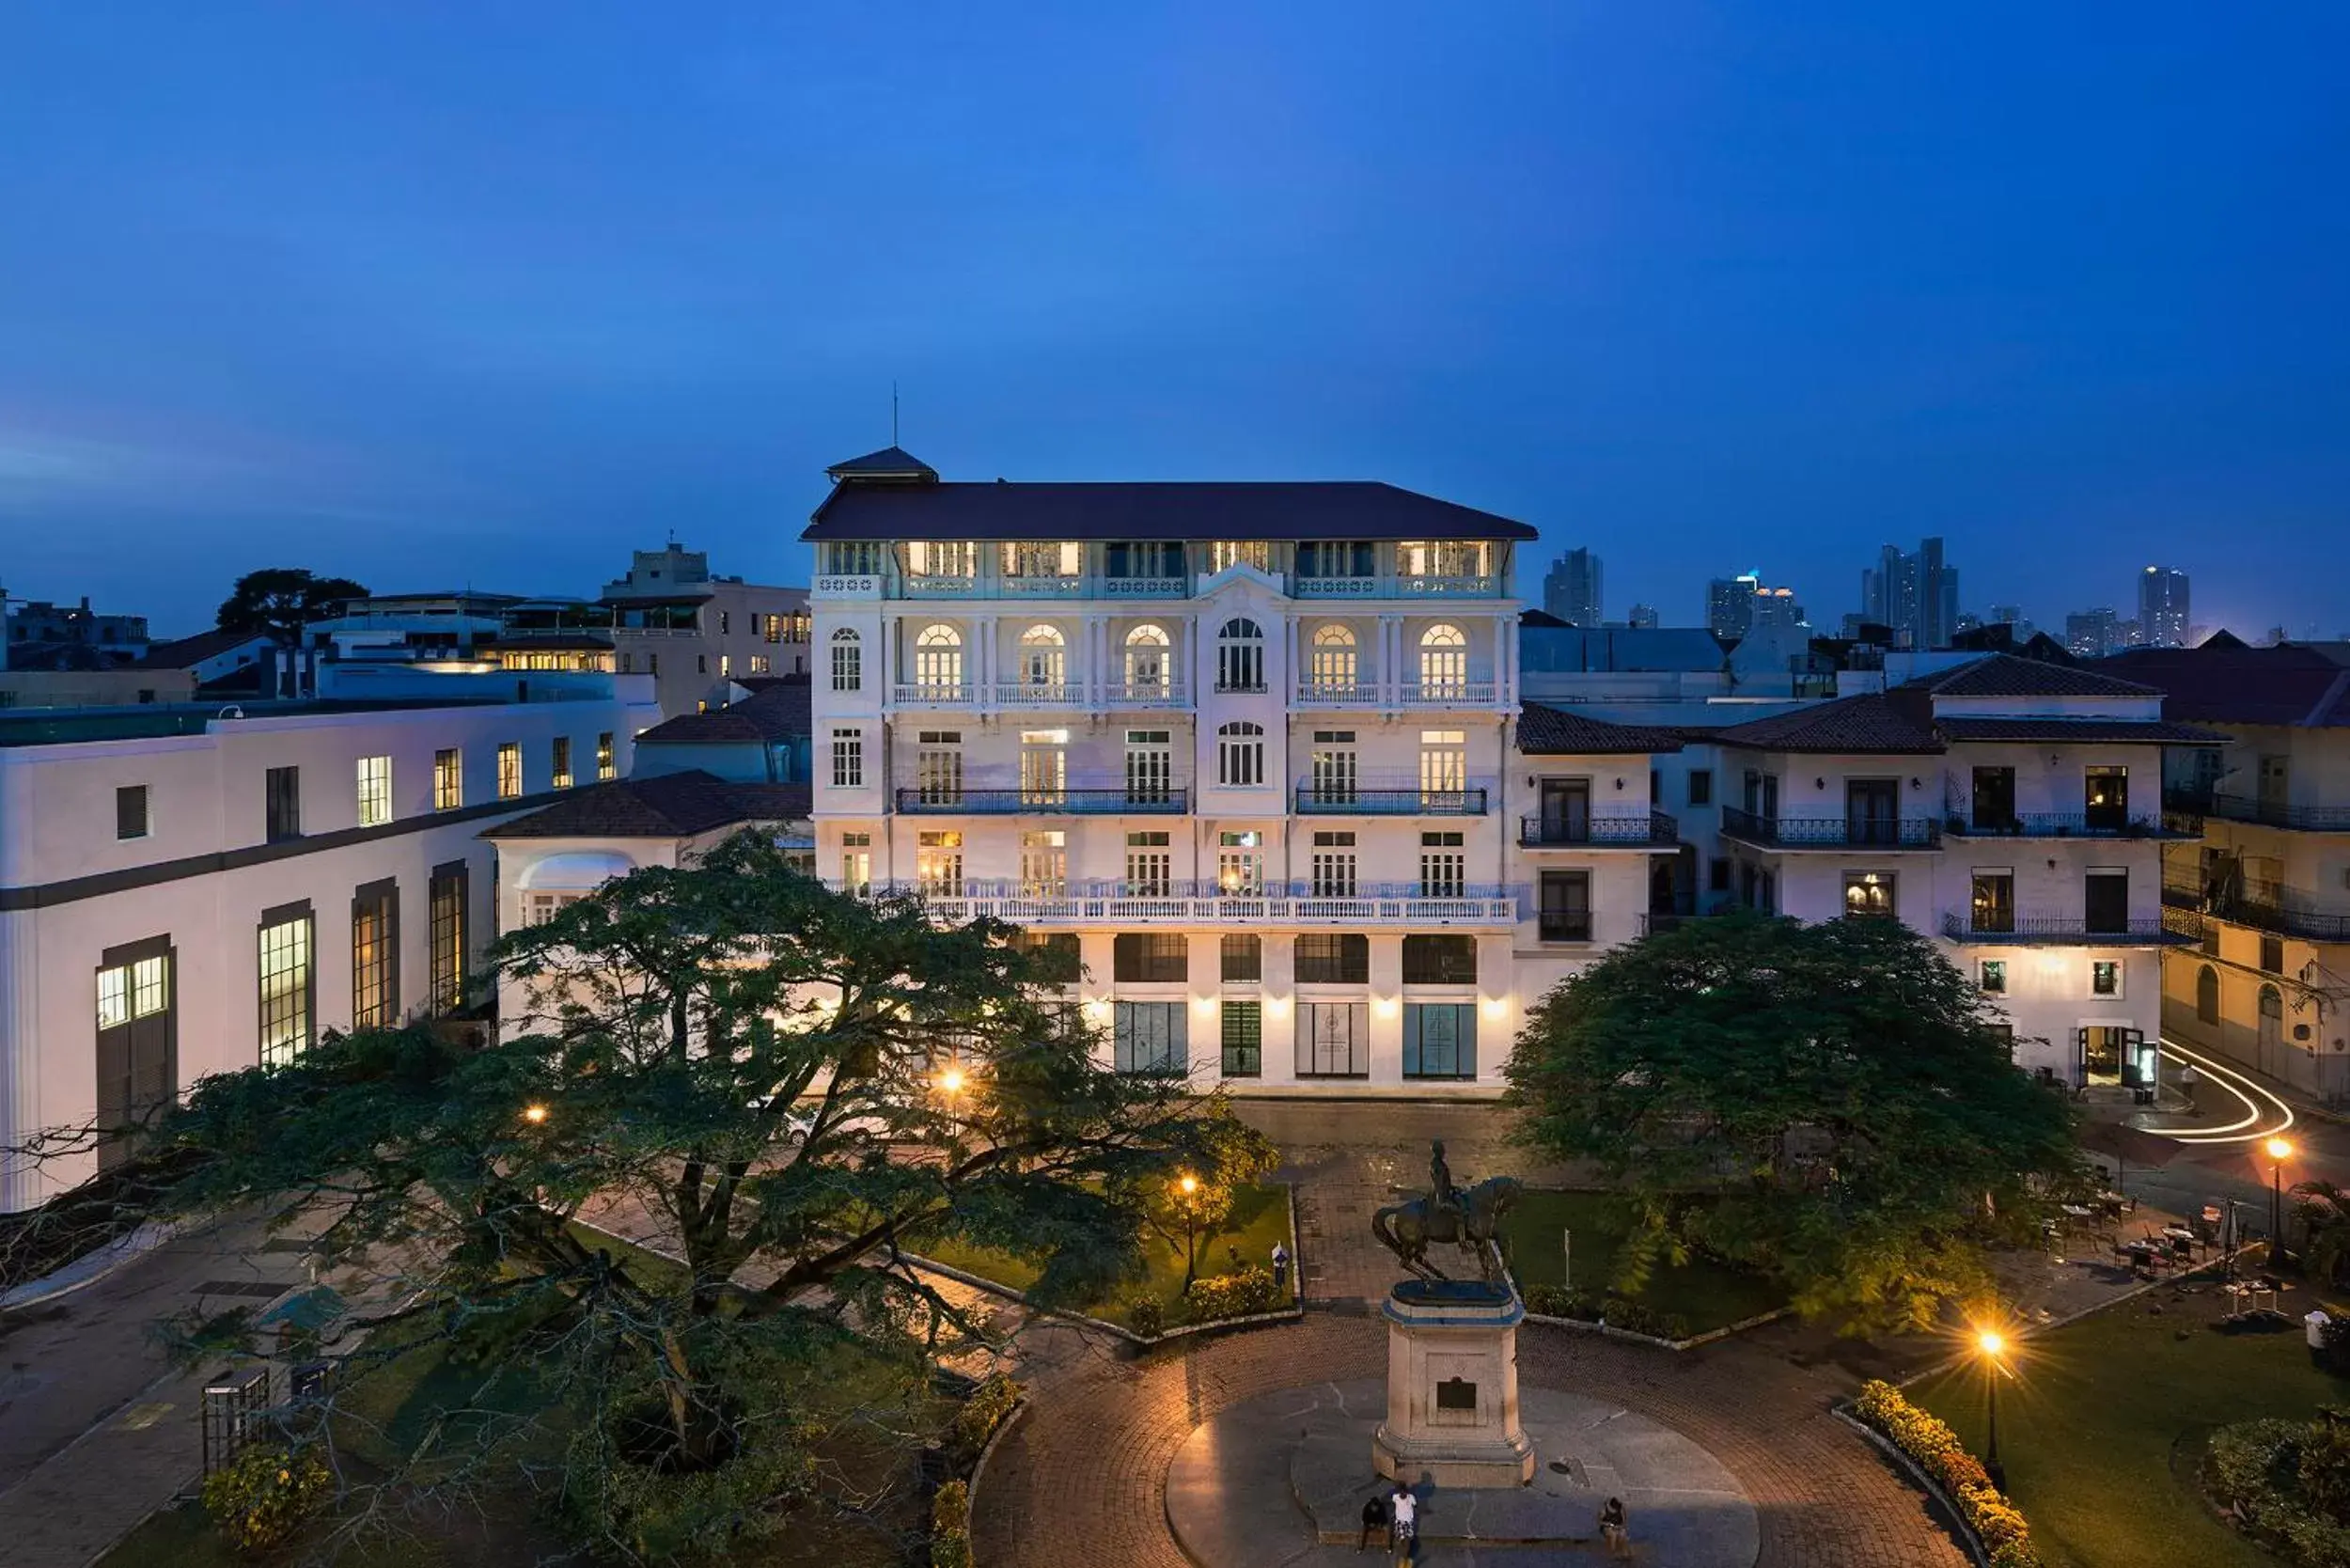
left=914, top=624, right=963, bottom=693
left=1418, top=623, right=1468, bottom=695
left=2196, top=964, right=2220, bottom=1025
left=829, top=627, right=862, bottom=694
left=1309, top=624, right=1356, bottom=694
left=1217, top=720, right=1265, bottom=787
left=2260, top=984, right=2284, bottom=1025
left=1018, top=624, right=1065, bottom=689
left=1124, top=623, right=1170, bottom=696
left=1217, top=618, right=1265, bottom=693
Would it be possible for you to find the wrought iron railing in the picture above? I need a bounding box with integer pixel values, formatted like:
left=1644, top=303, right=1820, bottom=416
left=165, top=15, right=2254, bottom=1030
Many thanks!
left=1720, top=807, right=1941, bottom=849
left=1519, top=812, right=1678, bottom=847
left=1937, top=911, right=2194, bottom=945
left=1944, top=810, right=2183, bottom=839
left=843, top=878, right=1524, bottom=926
left=1295, top=785, right=1489, bottom=816
left=893, top=787, right=1189, bottom=814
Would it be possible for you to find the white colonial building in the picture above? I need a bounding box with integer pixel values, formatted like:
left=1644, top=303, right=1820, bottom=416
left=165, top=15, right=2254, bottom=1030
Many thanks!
left=801, top=446, right=1664, bottom=1091
left=0, top=680, right=657, bottom=1210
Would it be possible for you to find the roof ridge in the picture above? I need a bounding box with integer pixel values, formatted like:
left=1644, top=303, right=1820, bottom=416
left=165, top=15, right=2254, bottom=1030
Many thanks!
left=2307, top=666, right=2350, bottom=729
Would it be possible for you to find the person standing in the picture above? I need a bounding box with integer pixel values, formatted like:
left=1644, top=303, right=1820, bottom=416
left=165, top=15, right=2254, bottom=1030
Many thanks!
left=1271, top=1240, right=1291, bottom=1296
left=1389, top=1484, right=1417, bottom=1565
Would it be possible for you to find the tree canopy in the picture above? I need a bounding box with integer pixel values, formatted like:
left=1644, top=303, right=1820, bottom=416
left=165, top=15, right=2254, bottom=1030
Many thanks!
left=215, top=567, right=369, bottom=638
left=96, top=833, right=1267, bottom=1561
left=1503, top=911, right=2079, bottom=1330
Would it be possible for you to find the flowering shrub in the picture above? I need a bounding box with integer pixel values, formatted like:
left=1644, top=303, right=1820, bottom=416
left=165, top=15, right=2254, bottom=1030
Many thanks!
left=1853, top=1380, right=2041, bottom=1567
left=931, top=1478, right=972, bottom=1568
left=200, top=1441, right=335, bottom=1555
left=1179, top=1265, right=1282, bottom=1325
left=952, top=1375, right=1021, bottom=1456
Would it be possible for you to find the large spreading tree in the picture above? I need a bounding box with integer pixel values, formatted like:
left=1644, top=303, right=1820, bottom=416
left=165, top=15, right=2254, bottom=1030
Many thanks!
left=71, top=833, right=1266, bottom=1561
left=215, top=567, right=370, bottom=639
left=1503, top=911, right=2079, bottom=1331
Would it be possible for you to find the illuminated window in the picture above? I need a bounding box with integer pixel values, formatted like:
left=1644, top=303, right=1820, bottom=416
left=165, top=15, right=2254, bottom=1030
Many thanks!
left=429, top=864, right=467, bottom=1014
left=352, top=883, right=398, bottom=1028
left=596, top=731, right=616, bottom=780
left=1217, top=829, right=1263, bottom=894
left=914, top=624, right=964, bottom=692
left=839, top=830, right=871, bottom=893
left=1001, top=541, right=1080, bottom=579
left=1418, top=625, right=1467, bottom=695
left=1978, top=959, right=2007, bottom=995
left=916, top=729, right=964, bottom=806
left=1020, top=829, right=1067, bottom=896
left=1020, top=729, right=1067, bottom=806
left=525, top=892, right=583, bottom=926
left=907, top=540, right=979, bottom=578
left=916, top=830, right=964, bottom=895
left=356, top=756, right=392, bottom=827
left=1126, top=830, right=1172, bottom=895
left=1123, top=623, right=1170, bottom=694
left=551, top=736, right=573, bottom=790
left=1308, top=624, right=1357, bottom=692
left=433, top=748, right=463, bottom=810
left=1018, top=624, right=1067, bottom=689
left=1207, top=541, right=1271, bottom=573
left=1419, top=729, right=1467, bottom=796
left=497, top=743, right=523, bottom=799
left=258, top=908, right=314, bottom=1065
left=1842, top=871, right=1896, bottom=918
left=1398, top=541, right=1491, bottom=579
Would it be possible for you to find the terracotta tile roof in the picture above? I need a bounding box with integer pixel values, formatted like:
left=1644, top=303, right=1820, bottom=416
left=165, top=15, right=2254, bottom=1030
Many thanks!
left=805, top=478, right=1538, bottom=543
left=1897, top=652, right=2160, bottom=699
left=635, top=680, right=811, bottom=745
left=1515, top=703, right=1684, bottom=755
left=2095, top=644, right=2350, bottom=729
left=1933, top=716, right=2229, bottom=745
left=1711, top=693, right=1944, bottom=754
left=482, top=772, right=811, bottom=839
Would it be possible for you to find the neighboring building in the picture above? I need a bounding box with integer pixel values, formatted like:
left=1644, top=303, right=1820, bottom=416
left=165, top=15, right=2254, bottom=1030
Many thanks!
left=1541, top=548, right=1603, bottom=627
left=1674, top=654, right=2217, bottom=1090
left=2138, top=567, right=2191, bottom=650
left=631, top=676, right=813, bottom=784
left=1859, top=539, right=1959, bottom=650
left=3, top=595, right=150, bottom=671
left=133, top=628, right=282, bottom=694
left=1748, top=585, right=1805, bottom=630
left=803, top=445, right=1572, bottom=1091
left=0, top=682, right=659, bottom=1211
left=602, top=545, right=810, bottom=721
left=1626, top=604, right=1659, bottom=630
left=2096, top=639, right=2350, bottom=1097
left=1707, top=573, right=1762, bottom=639
left=1988, top=605, right=2032, bottom=642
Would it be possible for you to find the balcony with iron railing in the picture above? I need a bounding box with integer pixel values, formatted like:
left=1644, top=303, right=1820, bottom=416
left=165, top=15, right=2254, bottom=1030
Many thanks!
left=893, top=784, right=1190, bottom=815
left=1938, top=911, right=2199, bottom=946
left=1942, top=807, right=2191, bottom=840
left=2163, top=789, right=2350, bottom=833
left=1519, top=812, right=1679, bottom=849
left=878, top=571, right=1503, bottom=602
left=1295, top=781, right=1491, bottom=816
left=848, top=877, right=1523, bottom=927
left=1720, top=806, right=1942, bottom=850
left=2163, top=872, right=2350, bottom=942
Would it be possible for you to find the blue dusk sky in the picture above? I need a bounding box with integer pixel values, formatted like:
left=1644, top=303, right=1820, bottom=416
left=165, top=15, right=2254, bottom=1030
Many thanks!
left=2, top=3, right=2345, bottom=638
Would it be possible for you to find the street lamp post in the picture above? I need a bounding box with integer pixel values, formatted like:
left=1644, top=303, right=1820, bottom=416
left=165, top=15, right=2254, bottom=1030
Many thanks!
left=1976, top=1329, right=2007, bottom=1491
left=2267, top=1137, right=2295, bottom=1264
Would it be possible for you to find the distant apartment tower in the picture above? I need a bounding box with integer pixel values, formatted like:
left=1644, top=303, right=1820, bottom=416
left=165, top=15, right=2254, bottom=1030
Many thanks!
left=2064, top=607, right=2124, bottom=659
left=1706, top=573, right=1762, bottom=639
left=3, top=594, right=150, bottom=670
left=1988, top=604, right=2032, bottom=640
left=601, top=544, right=810, bottom=720
left=1858, top=538, right=1959, bottom=649
left=1748, top=585, right=1805, bottom=630
left=2138, top=566, right=2190, bottom=649
left=1625, top=603, right=1659, bottom=630
left=1542, top=549, right=1603, bottom=626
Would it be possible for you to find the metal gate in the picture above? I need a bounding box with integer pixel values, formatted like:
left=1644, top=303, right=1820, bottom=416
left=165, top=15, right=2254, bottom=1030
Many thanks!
left=200, top=1367, right=271, bottom=1476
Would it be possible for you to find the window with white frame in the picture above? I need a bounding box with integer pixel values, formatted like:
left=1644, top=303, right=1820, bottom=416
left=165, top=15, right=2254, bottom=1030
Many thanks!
left=1126, top=729, right=1173, bottom=804
left=824, top=541, right=885, bottom=575
left=831, top=728, right=864, bottom=788
left=839, top=830, right=871, bottom=893
left=1398, top=541, right=1492, bottom=580
left=1404, top=1003, right=1476, bottom=1079
left=1418, top=625, right=1468, bottom=695
left=1001, top=541, right=1080, bottom=579
left=1310, top=830, right=1357, bottom=897
left=1020, top=830, right=1067, bottom=895
left=1297, top=1000, right=1369, bottom=1077
left=1020, top=729, right=1067, bottom=805
left=1126, top=830, right=1172, bottom=895
left=1113, top=1000, right=1187, bottom=1074
left=525, top=891, right=585, bottom=927
left=1419, top=729, right=1467, bottom=796
left=1208, top=541, right=1271, bottom=573
left=916, top=729, right=964, bottom=805
left=1978, top=959, right=2007, bottom=995
left=1308, top=624, right=1357, bottom=692
left=1123, top=624, right=1170, bottom=695
left=1018, top=624, right=1066, bottom=688
left=906, top=540, right=978, bottom=578
left=2092, top=960, right=2123, bottom=997
left=1217, top=830, right=1263, bottom=893
left=1217, top=720, right=1265, bottom=786
left=356, top=756, right=392, bottom=827
left=830, top=628, right=863, bottom=692
left=1216, top=618, right=1265, bottom=692
left=1420, top=830, right=1465, bottom=897
left=1310, top=730, right=1357, bottom=805
left=258, top=907, right=314, bottom=1066
left=913, top=624, right=964, bottom=692
left=916, top=830, right=964, bottom=895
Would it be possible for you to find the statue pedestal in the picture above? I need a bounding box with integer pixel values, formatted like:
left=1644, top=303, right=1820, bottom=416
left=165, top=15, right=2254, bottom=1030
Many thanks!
left=1371, top=1279, right=1536, bottom=1489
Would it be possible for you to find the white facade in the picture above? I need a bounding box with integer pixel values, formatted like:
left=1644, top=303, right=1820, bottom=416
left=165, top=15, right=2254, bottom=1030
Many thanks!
left=0, top=689, right=656, bottom=1210
left=802, top=463, right=1682, bottom=1093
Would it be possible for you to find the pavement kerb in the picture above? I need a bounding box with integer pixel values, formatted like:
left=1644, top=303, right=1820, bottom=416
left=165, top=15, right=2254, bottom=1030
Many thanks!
left=964, top=1395, right=1030, bottom=1568
left=1830, top=1406, right=1994, bottom=1568
left=1521, top=1303, right=1793, bottom=1352
left=0, top=1218, right=190, bottom=1312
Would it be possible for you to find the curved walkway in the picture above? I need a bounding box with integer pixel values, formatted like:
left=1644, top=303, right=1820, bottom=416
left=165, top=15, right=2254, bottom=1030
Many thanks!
left=972, top=1312, right=1968, bottom=1568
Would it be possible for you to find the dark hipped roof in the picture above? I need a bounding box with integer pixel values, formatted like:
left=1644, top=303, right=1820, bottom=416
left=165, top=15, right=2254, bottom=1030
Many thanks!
left=1896, top=653, right=2160, bottom=699
left=1934, top=716, right=2229, bottom=745
left=2094, top=644, right=2350, bottom=729
left=1712, top=693, right=1945, bottom=754
left=635, top=680, right=811, bottom=745
left=825, top=446, right=940, bottom=480
left=805, top=478, right=1538, bottom=543
left=1516, top=703, right=1684, bottom=755
left=482, top=771, right=811, bottom=839
left=133, top=627, right=275, bottom=668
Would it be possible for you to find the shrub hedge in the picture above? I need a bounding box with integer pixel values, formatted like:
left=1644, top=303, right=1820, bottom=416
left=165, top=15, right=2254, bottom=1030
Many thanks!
left=2207, top=1414, right=2350, bottom=1568
left=199, top=1441, right=335, bottom=1555
left=930, top=1478, right=972, bottom=1568
left=1852, top=1379, right=2042, bottom=1568
left=1521, top=1283, right=1692, bottom=1342
left=952, top=1375, right=1021, bottom=1458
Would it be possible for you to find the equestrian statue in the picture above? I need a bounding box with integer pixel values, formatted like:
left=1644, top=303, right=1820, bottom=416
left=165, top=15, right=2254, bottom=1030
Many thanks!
left=1371, top=1139, right=1522, bottom=1285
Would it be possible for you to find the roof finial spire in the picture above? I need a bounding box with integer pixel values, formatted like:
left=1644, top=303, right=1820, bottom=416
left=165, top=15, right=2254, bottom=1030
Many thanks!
left=891, top=380, right=900, bottom=447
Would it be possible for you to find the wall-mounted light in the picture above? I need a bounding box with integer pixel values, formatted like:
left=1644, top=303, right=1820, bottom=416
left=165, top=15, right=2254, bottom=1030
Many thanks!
left=1613, top=776, right=1624, bottom=791
left=1909, top=777, right=1922, bottom=791
left=1480, top=996, right=1508, bottom=1020
left=1191, top=995, right=1217, bottom=1014
left=1814, top=777, right=1825, bottom=791
left=1373, top=996, right=1400, bottom=1020
left=1267, top=996, right=1292, bottom=1017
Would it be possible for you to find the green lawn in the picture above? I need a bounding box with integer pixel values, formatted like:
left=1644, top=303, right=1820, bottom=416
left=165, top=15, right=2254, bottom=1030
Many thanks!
left=1912, top=1284, right=2350, bottom=1568
left=1499, top=1189, right=1788, bottom=1336
left=912, top=1181, right=1294, bottom=1328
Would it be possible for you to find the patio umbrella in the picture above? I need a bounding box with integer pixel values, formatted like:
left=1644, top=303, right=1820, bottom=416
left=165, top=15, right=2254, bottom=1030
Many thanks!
left=2076, top=1120, right=2183, bottom=1190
